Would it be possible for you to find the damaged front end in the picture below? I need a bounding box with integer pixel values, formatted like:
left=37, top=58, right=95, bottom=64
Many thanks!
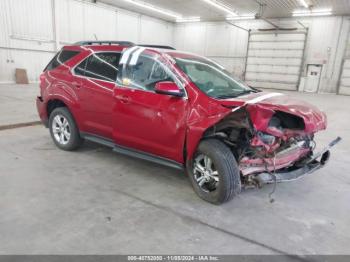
left=204, top=101, right=341, bottom=188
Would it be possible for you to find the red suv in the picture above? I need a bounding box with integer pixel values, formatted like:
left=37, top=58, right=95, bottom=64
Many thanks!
left=36, top=41, right=339, bottom=204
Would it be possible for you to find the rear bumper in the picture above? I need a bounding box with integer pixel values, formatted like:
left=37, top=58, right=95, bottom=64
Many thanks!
left=36, top=96, right=48, bottom=127
left=254, top=137, right=341, bottom=184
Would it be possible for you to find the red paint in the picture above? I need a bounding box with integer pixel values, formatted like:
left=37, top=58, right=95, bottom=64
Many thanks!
left=37, top=44, right=328, bottom=173
left=112, top=85, right=188, bottom=162
left=154, top=81, right=183, bottom=96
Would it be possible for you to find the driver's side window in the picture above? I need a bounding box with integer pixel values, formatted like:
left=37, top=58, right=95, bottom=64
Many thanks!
left=122, top=54, right=172, bottom=91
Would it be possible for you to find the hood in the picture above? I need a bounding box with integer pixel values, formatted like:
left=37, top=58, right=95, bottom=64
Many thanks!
left=219, top=92, right=327, bottom=135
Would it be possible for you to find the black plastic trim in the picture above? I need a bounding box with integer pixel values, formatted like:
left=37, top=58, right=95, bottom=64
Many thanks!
left=74, top=41, right=135, bottom=46
left=80, top=132, right=115, bottom=148
left=73, top=41, right=176, bottom=50
left=80, top=132, right=184, bottom=170
left=138, top=44, right=176, bottom=50
left=113, top=145, right=184, bottom=170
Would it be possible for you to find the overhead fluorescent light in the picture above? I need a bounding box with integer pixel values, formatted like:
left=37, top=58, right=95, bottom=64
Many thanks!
left=298, top=0, right=309, bottom=8
left=293, top=11, right=332, bottom=17
left=226, top=15, right=255, bottom=20
left=176, top=17, right=201, bottom=23
left=293, top=8, right=332, bottom=13
left=293, top=8, right=332, bottom=17
left=120, top=0, right=182, bottom=19
left=200, top=0, right=237, bottom=17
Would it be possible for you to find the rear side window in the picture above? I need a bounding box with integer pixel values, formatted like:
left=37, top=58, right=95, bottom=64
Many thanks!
left=45, top=50, right=80, bottom=71
left=74, top=52, right=121, bottom=82
left=74, top=59, right=87, bottom=77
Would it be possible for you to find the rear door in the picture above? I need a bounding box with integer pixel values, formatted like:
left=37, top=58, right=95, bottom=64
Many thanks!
left=72, top=52, right=121, bottom=139
left=113, top=51, right=188, bottom=163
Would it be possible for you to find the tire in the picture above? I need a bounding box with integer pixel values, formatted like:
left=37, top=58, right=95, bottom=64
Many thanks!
left=187, top=139, right=241, bottom=204
left=49, top=107, right=83, bottom=151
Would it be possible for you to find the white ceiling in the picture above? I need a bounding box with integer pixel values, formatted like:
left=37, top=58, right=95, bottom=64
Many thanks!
left=99, top=0, right=350, bottom=21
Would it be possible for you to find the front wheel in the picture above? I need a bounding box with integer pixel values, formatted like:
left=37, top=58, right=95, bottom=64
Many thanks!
left=187, top=139, right=241, bottom=204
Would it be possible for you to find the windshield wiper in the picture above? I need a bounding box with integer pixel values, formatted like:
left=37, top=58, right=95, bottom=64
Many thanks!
left=235, top=90, right=255, bottom=97
left=249, top=86, right=262, bottom=93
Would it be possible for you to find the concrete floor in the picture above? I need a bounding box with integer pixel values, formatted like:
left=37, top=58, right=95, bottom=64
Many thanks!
left=0, top=84, right=40, bottom=126
left=0, top=84, right=350, bottom=255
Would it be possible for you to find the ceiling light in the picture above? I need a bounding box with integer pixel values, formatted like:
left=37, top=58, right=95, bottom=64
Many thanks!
left=298, top=0, right=309, bottom=8
left=200, top=0, right=237, bottom=17
left=176, top=17, right=201, bottom=23
left=120, top=0, right=182, bottom=19
left=293, top=11, right=332, bottom=16
left=293, top=8, right=332, bottom=17
left=293, top=8, right=332, bottom=14
left=226, top=15, right=255, bottom=20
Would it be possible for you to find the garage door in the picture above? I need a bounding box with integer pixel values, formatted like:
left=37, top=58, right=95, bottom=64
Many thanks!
left=339, top=57, right=350, bottom=95
left=245, top=30, right=307, bottom=90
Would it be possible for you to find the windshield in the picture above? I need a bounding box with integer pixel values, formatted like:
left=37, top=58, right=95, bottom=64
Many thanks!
left=175, top=57, right=254, bottom=99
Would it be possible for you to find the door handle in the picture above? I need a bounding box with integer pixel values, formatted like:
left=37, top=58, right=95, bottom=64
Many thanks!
left=116, top=95, right=130, bottom=104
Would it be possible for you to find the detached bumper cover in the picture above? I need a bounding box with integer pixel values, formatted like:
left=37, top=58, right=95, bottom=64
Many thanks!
left=255, top=137, right=341, bottom=184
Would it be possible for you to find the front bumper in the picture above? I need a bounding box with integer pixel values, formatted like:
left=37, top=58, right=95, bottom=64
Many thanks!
left=36, top=96, right=48, bottom=127
left=254, top=137, right=341, bottom=184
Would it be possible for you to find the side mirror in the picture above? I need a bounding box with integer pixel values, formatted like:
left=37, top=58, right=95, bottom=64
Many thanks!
left=155, top=81, right=184, bottom=97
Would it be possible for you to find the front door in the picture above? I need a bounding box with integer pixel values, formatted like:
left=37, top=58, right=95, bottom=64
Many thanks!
left=113, top=51, right=188, bottom=163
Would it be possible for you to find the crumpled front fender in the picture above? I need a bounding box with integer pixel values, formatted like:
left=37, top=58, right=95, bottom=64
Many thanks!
left=185, top=106, right=231, bottom=161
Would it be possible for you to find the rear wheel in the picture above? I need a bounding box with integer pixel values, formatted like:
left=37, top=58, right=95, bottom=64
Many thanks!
left=49, top=107, right=83, bottom=151
left=187, top=139, right=241, bottom=204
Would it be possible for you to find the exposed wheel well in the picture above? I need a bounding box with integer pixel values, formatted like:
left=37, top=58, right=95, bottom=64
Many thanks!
left=199, top=109, right=253, bottom=160
left=47, top=99, right=67, bottom=118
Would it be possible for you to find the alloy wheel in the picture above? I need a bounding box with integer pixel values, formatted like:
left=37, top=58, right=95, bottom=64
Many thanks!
left=193, top=154, right=219, bottom=192
left=52, top=114, right=71, bottom=145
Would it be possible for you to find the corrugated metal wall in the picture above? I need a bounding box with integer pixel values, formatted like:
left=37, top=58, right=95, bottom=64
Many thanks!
left=1, top=0, right=349, bottom=95
left=174, top=22, right=248, bottom=79
left=0, top=0, right=174, bottom=83
left=174, top=17, right=350, bottom=94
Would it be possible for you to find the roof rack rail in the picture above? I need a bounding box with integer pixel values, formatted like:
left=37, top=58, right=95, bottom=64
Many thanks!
left=73, top=41, right=176, bottom=50
left=138, top=44, right=176, bottom=50
left=74, top=41, right=135, bottom=46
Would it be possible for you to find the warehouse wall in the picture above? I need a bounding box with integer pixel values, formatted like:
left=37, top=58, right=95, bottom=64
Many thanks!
left=174, top=16, right=350, bottom=94
left=174, top=22, right=249, bottom=80
left=338, top=26, right=350, bottom=95
left=1, top=0, right=349, bottom=94
left=301, top=16, right=350, bottom=94
left=0, top=0, right=174, bottom=83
